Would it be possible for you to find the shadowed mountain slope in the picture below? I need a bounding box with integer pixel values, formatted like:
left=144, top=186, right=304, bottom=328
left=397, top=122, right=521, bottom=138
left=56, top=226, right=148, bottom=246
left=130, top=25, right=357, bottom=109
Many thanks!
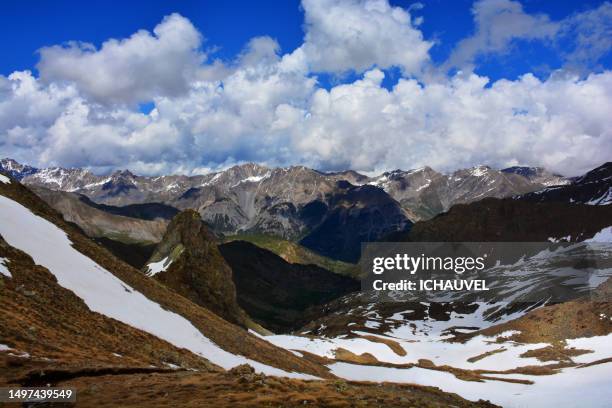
left=300, top=181, right=411, bottom=262
left=219, top=240, right=360, bottom=333
left=403, top=198, right=612, bottom=243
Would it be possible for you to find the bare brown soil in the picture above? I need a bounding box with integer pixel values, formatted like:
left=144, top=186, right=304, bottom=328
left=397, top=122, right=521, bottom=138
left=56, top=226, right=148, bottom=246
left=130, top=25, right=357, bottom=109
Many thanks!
left=520, top=343, right=592, bottom=363
left=467, top=348, right=507, bottom=363
left=357, top=334, right=407, bottom=356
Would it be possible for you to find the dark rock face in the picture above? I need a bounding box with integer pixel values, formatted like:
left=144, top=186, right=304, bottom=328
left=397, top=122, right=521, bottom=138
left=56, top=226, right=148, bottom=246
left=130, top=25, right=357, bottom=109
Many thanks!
left=144, top=210, right=249, bottom=327
left=300, top=182, right=412, bottom=262
left=78, top=196, right=179, bottom=221
left=519, top=162, right=611, bottom=205
left=501, top=166, right=566, bottom=184
left=219, top=240, right=360, bottom=333
left=404, top=198, right=612, bottom=243
left=93, top=237, right=156, bottom=269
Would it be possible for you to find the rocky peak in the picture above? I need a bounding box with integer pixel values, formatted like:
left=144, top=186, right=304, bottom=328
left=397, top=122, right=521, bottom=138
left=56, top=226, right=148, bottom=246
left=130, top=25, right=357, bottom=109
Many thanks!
left=225, top=163, right=270, bottom=178
left=109, top=169, right=138, bottom=185
left=502, top=166, right=569, bottom=187
left=0, top=158, right=39, bottom=180
left=143, top=210, right=249, bottom=327
left=573, top=162, right=612, bottom=184
left=461, top=165, right=493, bottom=178
left=157, top=209, right=217, bottom=252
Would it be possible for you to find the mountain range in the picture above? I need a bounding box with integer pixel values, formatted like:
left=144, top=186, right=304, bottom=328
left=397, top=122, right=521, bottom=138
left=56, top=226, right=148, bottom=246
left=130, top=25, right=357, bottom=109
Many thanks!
left=0, top=158, right=575, bottom=262
left=2, top=159, right=568, bottom=222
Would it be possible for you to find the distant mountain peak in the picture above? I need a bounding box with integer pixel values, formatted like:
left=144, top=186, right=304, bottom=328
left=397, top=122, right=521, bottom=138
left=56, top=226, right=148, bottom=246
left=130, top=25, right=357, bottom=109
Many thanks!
left=111, top=169, right=137, bottom=178
left=0, top=157, right=39, bottom=180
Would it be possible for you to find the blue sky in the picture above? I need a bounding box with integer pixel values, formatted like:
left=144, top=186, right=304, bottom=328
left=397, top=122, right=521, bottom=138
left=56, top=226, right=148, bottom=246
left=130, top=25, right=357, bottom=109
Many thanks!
left=2, top=0, right=608, bottom=80
left=0, top=0, right=610, bottom=176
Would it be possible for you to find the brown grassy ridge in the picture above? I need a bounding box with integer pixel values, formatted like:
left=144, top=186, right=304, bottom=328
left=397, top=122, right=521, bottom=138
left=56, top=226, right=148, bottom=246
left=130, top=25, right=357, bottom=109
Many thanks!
left=357, top=334, right=407, bottom=356
left=467, top=348, right=507, bottom=363
left=49, top=366, right=500, bottom=408
left=453, top=299, right=612, bottom=345
left=519, top=343, right=592, bottom=363
left=0, top=237, right=218, bottom=386
left=0, top=179, right=331, bottom=379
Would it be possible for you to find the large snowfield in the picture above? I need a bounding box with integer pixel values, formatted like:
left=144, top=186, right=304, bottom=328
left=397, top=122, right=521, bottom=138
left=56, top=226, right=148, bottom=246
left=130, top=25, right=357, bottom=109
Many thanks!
left=265, top=313, right=612, bottom=408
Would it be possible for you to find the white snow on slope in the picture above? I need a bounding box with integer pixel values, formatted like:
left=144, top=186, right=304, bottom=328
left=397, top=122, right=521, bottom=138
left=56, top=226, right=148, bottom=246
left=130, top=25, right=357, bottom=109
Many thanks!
left=566, top=334, right=612, bottom=363
left=0, top=257, right=11, bottom=278
left=200, top=172, right=222, bottom=187
left=0, top=194, right=315, bottom=379
left=145, top=256, right=173, bottom=277
left=585, top=226, right=612, bottom=242
left=265, top=301, right=612, bottom=407
left=0, top=174, right=10, bottom=184
left=231, top=172, right=271, bottom=187
left=415, top=179, right=432, bottom=192
left=469, top=166, right=490, bottom=177
left=587, top=189, right=612, bottom=205
left=329, top=361, right=612, bottom=408
left=266, top=329, right=544, bottom=371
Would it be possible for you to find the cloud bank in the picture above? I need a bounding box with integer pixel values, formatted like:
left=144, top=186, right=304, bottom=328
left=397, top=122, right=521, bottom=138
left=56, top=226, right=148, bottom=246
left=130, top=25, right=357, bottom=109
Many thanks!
left=0, top=0, right=611, bottom=176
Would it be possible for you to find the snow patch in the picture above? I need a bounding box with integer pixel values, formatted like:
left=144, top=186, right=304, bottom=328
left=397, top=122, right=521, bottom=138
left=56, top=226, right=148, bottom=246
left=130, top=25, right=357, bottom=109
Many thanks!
left=0, top=257, right=10, bottom=278
left=587, top=189, right=612, bottom=205
left=469, top=166, right=490, bottom=177
left=548, top=235, right=571, bottom=243
left=415, top=179, right=431, bottom=192
left=231, top=172, right=271, bottom=187
left=329, top=361, right=612, bottom=408
left=146, top=256, right=173, bottom=277
left=0, top=174, right=10, bottom=184
left=201, top=172, right=223, bottom=187
left=584, top=226, right=612, bottom=243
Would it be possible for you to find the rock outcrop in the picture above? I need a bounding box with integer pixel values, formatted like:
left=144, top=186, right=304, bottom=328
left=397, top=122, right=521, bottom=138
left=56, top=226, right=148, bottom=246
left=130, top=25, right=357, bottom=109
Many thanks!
left=143, top=210, right=250, bottom=327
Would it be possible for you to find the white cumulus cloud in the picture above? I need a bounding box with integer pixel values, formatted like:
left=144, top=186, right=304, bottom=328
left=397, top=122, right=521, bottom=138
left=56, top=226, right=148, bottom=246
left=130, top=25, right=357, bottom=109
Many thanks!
left=298, top=0, right=432, bottom=75
left=443, top=0, right=559, bottom=72
left=37, top=13, right=205, bottom=104
left=0, top=1, right=611, bottom=177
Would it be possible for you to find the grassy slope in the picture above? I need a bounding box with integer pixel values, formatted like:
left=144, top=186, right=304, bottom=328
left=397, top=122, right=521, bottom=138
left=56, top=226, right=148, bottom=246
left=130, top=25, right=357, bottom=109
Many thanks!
left=223, top=233, right=359, bottom=278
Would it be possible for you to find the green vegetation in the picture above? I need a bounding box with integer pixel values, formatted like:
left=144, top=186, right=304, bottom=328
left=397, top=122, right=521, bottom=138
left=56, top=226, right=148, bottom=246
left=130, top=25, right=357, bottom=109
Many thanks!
left=223, top=233, right=359, bottom=278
